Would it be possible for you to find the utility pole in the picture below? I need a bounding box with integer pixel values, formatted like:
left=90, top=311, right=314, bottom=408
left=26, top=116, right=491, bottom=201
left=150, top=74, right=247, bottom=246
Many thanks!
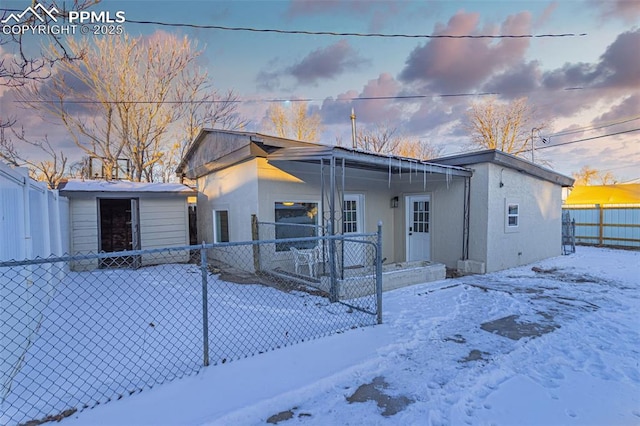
left=350, top=108, right=357, bottom=149
left=531, top=127, right=541, bottom=163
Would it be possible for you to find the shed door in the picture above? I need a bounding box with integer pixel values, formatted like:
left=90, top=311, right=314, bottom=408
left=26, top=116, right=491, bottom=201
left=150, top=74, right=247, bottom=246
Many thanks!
left=406, top=195, right=431, bottom=262
left=99, top=198, right=140, bottom=268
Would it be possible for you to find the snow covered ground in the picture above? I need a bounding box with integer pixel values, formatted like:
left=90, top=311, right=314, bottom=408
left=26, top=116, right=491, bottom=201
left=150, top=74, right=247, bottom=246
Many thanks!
left=54, top=247, right=640, bottom=425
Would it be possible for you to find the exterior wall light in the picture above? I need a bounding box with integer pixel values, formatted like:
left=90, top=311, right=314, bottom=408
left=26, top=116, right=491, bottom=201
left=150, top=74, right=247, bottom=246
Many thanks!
left=390, top=196, right=399, bottom=208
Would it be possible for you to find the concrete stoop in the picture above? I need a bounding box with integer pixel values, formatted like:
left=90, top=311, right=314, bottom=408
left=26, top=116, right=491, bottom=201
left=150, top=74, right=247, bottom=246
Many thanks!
left=319, top=261, right=446, bottom=299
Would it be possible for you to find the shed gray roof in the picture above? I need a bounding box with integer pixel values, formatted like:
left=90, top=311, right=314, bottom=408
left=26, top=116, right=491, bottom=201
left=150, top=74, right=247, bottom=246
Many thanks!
left=431, top=150, right=574, bottom=187
left=59, top=179, right=196, bottom=195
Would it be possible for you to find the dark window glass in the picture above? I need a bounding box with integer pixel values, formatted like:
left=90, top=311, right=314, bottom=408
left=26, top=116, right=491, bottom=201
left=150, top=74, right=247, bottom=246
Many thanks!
left=275, top=202, right=318, bottom=251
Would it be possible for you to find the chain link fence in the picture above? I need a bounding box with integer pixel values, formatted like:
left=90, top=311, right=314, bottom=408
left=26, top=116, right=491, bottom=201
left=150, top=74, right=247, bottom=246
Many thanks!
left=1, top=231, right=381, bottom=425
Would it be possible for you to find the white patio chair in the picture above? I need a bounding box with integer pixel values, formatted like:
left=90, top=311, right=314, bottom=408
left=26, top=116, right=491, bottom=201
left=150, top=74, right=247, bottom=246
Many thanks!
left=290, top=246, right=321, bottom=278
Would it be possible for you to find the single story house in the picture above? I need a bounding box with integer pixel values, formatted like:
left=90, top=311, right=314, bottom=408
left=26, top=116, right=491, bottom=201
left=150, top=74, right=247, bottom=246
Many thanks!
left=59, top=179, right=196, bottom=270
left=176, top=129, right=573, bottom=285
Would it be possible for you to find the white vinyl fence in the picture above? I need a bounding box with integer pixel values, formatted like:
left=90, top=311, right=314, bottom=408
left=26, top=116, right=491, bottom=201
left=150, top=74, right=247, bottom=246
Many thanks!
left=1, top=162, right=69, bottom=410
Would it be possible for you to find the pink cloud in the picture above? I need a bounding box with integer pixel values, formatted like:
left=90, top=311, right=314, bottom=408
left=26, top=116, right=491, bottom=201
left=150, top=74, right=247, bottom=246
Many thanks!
left=399, top=11, right=532, bottom=92
left=320, top=73, right=402, bottom=124
left=288, top=40, right=369, bottom=85
left=542, top=29, right=640, bottom=92
left=590, top=0, right=640, bottom=23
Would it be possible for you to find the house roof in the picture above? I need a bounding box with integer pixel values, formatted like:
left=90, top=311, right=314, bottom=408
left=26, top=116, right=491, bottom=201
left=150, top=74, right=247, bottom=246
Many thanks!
left=58, top=179, right=195, bottom=194
left=177, top=129, right=472, bottom=179
left=564, top=184, right=640, bottom=205
left=431, top=149, right=575, bottom=187
left=175, top=128, right=318, bottom=176
left=267, top=145, right=472, bottom=177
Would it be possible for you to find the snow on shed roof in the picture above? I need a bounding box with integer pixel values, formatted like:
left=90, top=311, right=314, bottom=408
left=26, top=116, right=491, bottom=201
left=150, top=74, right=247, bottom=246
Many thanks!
left=59, top=179, right=195, bottom=194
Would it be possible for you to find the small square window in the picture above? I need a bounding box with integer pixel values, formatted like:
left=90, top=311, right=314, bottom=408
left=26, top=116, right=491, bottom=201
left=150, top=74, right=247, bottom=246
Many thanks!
left=507, top=204, right=519, bottom=227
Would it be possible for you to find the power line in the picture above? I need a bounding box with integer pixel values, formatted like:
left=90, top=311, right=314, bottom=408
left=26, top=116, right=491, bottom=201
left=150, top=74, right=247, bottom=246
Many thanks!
left=0, top=8, right=588, bottom=39
left=124, top=18, right=588, bottom=39
left=537, top=128, right=640, bottom=150
left=548, top=116, right=640, bottom=137
left=16, top=91, right=501, bottom=105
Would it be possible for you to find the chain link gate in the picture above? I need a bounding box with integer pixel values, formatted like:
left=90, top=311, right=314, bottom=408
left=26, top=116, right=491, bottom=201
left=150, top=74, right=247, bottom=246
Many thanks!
left=1, top=229, right=381, bottom=425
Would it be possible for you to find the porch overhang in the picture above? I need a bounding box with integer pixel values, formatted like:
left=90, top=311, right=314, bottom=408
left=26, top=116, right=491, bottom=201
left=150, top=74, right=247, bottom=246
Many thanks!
left=266, top=146, right=472, bottom=178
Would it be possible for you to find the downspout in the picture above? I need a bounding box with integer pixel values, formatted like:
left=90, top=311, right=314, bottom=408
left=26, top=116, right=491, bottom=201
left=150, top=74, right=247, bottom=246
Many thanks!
left=462, top=175, right=471, bottom=260
left=341, top=157, right=346, bottom=280
left=329, top=155, right=335, bottom=235
left=329, top=155, right=338, bottom=301
left=320, top=158, right=326, bottom=275
left=320, top=158, right=325, bottom=235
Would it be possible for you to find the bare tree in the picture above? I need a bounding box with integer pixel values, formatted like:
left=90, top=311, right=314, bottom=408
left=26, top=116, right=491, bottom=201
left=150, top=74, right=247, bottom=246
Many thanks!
left=354, top=123, right=442, bottom=159
left=356, top=124, right=400, bottom=154
left=573, top=165, right=617, bottom=185
left=18, top=34, right=245, bottom=182
left=157, top=74, right=248, bottom=182
left=263, top=101, right=322, bottom=142
left=1, top=1, right=98, bottom=128
left=394, top=139, right=443, bottom=160
left=0, top=127, right=68, bottom=188
left=1, top=1, right=98, bottom=86
left=465, top=97, right=547, bottom=157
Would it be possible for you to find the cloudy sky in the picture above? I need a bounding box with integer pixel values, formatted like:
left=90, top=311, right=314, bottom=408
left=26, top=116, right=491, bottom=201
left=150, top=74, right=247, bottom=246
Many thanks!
left=2, top=0, right=639, bottom=182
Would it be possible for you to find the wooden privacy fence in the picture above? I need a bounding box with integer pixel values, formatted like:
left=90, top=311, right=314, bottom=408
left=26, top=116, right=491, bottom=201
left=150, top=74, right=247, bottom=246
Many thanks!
left=1, top=161, right=70, bottom=408
left=562, top=204, right=640, bottom=248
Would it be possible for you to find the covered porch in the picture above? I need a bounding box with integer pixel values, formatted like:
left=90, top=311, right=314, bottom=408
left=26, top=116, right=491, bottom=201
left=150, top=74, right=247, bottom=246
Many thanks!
left=262, top=145, right=473, bottom=289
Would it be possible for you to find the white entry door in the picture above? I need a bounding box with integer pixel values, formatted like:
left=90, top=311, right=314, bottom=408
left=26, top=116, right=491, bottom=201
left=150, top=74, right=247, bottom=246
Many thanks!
left=343, top=194, right=365, bottom=267
left=406, top=195, right=431, bottom=262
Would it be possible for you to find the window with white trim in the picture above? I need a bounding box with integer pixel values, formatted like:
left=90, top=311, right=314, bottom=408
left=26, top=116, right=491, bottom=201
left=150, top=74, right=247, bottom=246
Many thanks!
left=507, top=203, right=519, bottom=227
left=213, top=210, right=229, bottom=243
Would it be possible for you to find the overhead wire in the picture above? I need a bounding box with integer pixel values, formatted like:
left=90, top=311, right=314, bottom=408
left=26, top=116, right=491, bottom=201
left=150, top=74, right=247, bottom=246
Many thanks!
left=16, top=91, right=501, bottom=104
left=547, top=116, right=640, bottom=137
left=123, top=18, right=588, bottom=39
left=536, top=128, right=640, bottom=150
left=0, top=8, right=588, bottom=39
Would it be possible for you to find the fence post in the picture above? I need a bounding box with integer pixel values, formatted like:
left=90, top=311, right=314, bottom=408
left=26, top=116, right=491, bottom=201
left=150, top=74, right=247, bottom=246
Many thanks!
left=597, top=204, right=604, bottom=245
left=328, top=221, right=338, bottom=302
left=200, top=243, right=210, bottom=367
left=251, top=214, right=260, bottom=273
left=376, top=221, right=383, bottom=325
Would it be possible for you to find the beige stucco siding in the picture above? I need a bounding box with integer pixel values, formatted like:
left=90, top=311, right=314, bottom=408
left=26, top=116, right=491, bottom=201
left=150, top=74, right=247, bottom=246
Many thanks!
left=391, top=175, right=467, bottom=268
left=482, top=163, right=563, bottom=272
left=197, top=158, right=260, bottom=243
left=256, top=159, right=397, bottom=264
left=466, top=164, right=490, bottom=268
left=196, top=158, right=469, bottom=271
